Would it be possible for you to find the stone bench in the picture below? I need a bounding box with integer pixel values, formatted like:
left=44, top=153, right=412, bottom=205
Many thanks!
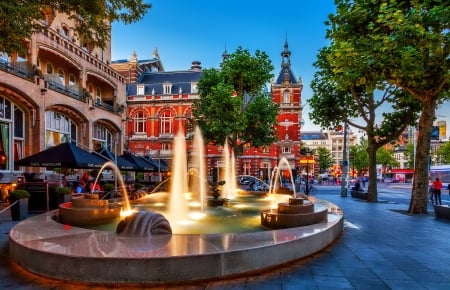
left=351, top=189, right=368, bottom=200
left=434, top=205, right=450, bottom=220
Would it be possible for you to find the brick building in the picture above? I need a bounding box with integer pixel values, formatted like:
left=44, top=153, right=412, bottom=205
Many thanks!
left=0, top=10, right=127, bottom=195
left=112, top=40, right=304, bottom=182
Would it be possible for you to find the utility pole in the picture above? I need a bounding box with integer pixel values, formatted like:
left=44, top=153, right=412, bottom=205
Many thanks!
left=340, top=123, right=349, bottom=197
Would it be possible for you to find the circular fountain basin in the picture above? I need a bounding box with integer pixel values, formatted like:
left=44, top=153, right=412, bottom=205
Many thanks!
left=8, top=198, right=343, bottom=285
left=58, top=195, right=122, bottom=227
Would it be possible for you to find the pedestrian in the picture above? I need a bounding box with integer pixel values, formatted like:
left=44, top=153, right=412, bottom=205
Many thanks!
left=432, top=178, right=443, bottom=205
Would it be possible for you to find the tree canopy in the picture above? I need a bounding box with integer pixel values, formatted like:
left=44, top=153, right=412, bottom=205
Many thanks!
left=310, top=0, right=449, bottom=211
left=0, top=0, right=151, bottom=54
left=316, top=147, right=334, bottom=173
left=191, top=47, right=278, bottom=154
left=309, top=38, right=421, bottom=202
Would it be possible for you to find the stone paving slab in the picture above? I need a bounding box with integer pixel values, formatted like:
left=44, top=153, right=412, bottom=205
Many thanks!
left=1, top=186, right=450, bottom=289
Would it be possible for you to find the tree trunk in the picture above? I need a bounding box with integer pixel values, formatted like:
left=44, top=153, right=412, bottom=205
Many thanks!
left=408, top=100, right=436, bottom=214
left=366, top=140, right=379, bottom=202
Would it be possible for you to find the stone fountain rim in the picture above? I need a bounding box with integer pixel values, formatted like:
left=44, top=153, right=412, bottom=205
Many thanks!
left=8, top=200, right=343, bottom=285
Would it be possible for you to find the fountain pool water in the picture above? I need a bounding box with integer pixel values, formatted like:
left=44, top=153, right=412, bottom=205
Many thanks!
left=8, top=128, right=344, bottom=285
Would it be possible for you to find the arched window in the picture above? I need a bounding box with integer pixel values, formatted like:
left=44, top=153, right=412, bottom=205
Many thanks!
left=0, top=97, right=23, bottom=171
left=45, top=111, right=74, bottom=147
left=57, top=68, right=64, bottom=85
left=69, top=74, right=76, bottom=86
left=96, top=87, right=102, bottom=104
left=283, top=90, right=290, bottom=104
left=46, top=63, right=53, bottom=74
left=133, top=111, right=146, bottom=134
left=160, top=110, right=173, bottom=134
left=93, top=123, right=113, bottom=152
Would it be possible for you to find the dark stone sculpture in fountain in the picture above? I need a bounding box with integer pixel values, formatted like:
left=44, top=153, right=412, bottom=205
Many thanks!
left=207, top=180, right=226, bottom=207
left=116, top=210, right=172, bottom=237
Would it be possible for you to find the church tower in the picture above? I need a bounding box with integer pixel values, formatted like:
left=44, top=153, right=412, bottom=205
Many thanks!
left=271, top=39, right=304, bottom=171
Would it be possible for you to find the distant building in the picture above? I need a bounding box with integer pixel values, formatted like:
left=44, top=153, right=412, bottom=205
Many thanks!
left=1, top=10, right=127, bottom=193
left=112, top=40, right=305, bottom=181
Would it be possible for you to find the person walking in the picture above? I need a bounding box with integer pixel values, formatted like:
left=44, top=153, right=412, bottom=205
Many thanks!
left=432, top=178, right=443, bottom=205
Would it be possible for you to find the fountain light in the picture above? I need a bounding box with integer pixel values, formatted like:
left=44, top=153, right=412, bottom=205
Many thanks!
left=120, top=209, right=137, bottom=217
left=188, top=201, right=202, bottom=208
left=189, top=212, right=206, bottom=220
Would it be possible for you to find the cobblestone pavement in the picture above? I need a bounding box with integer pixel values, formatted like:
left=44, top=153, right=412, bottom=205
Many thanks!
left=1, top=186, right=449, bottom=289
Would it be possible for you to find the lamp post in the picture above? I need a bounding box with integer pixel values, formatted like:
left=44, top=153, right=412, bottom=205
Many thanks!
left=305, top=151, right=311, bottom=195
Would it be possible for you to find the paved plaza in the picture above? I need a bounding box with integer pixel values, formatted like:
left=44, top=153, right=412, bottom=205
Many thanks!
left=1, top=184, right=449, bottom=289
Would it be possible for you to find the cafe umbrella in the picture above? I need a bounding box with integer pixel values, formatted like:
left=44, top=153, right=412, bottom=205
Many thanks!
left=15, top=142, right=107, bottom=169
left=15, top=142, right=108, bottom=212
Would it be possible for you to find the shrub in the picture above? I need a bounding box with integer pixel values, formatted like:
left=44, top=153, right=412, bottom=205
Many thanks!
left=56, top=187, right=71, bottom=196
left=10, top=189, right=31, bottom=199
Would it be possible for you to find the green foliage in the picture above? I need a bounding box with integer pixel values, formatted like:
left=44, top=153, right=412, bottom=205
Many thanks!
left=436, top=142, right=450, bottom=164
left=9, top=189, right=31, bottom=199
left=403, top=143, right=415, bottom=169
left=0, top=0, right=152, bottom=55
left=376, top=147, right=399, bottom=168
left=55, top=187, right=71, bottom=196
left=102, top=183, right=114, bottom=192
left=350, top=141, right=369, bottom=173
left=192, top=47, right=278, bottom=154
left=316, top=147, right=334, bottom=173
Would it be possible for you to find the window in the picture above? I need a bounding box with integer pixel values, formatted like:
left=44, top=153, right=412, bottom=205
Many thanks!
left=57, top=68, right=64, bottom=84
left=191, top=83, right=198, bottom=94
left=96, top=87, right=101, bottom=104
left=133, top=111, right=146, bottom=134
left=161, top=143, right=171, bottom=151
left=137, top=85, right=145, bottom=96
left=45, top=111, right=73, bottom=147
left=69, top=74, right=76, bottom=87
left=46, top=63, right=53, bottom=74
left=93, top=123, right=113, bottom=152
left=283, top=90, right=290, bottom=104
left=160, top=110, right=173, bottom=134
left=163, top=82, right=172, bottom=94
left=282, top=147, right=291, bottom=153
left=13, top=107, right=24, bottom=171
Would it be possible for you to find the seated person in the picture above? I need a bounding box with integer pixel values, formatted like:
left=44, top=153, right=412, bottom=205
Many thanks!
left=75, top=183, right=84, bottom=194
left=352, top=180, right=361, bottom=191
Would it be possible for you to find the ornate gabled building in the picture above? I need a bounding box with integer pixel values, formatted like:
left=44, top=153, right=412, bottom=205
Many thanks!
left=270, top=39, right=303, bottom=177
left=0, top=11, right=127, bottom=195
left=116, top=40, right=304, bottom=182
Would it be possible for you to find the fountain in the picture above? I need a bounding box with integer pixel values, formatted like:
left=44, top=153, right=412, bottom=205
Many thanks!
left=260, top=157, right=328, bottom=229
left=8, top=128, right=344, bottom=285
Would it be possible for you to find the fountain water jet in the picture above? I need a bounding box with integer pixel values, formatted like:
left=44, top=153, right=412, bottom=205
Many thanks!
left=9, top=128, right=344, bottom=285
left=168, top=130, right=189, bottom=222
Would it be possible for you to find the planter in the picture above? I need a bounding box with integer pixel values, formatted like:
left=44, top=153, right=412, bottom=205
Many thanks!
left=11, top=197, right=29, bottom=221
left=57, top=194, right=72, bottom=205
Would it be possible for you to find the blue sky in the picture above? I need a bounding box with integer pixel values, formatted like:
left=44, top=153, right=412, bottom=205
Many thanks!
left=111, top=0, right=450, bottom=138
left=111, top=0, right=336, bottom=131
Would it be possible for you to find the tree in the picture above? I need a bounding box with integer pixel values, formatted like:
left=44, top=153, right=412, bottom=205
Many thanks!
left=350, top=140, right=369, bottom=174
left=376, top=147, right=399, bottom=169
left=312, top=0, right=450, bottom=211
left=309, top=47, right=420, bottom=202
left=436, top=142, right=450, bottom=164
left=0, top=0, right=151, bottom=55
left=316, top=147, right=334, bottom=173
left=192, top=47, right=278, bottom=154
left=403, top=143, right=415, bottom=169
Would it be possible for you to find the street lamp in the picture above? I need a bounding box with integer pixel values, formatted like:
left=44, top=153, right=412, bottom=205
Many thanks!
left=305, top=151, right=311, bottom=195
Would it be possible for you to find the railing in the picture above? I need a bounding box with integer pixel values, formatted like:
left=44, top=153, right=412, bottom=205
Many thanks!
left=39, top=28, right=125, bottom=83
left=0, top=60, right=34, bottom=81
